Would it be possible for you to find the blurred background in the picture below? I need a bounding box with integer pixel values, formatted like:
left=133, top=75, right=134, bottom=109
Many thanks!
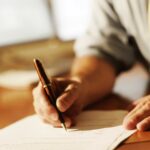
left=0, top=0, right=149, bottom=128
left=0, top=0, right=92, bottom=86
left=0, top=0, right=93, bottom=128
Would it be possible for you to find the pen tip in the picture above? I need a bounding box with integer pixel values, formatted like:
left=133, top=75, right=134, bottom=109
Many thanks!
left=61, top=123, right=67, bottom=132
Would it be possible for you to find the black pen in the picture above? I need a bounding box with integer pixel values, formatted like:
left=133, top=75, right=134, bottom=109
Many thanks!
left=33, top=58, right=67, bottom=131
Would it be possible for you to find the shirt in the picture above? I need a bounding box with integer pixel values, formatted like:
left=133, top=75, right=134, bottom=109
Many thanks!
left=148, top=0, right=150, bottom=30
left=74, top=0, right=150, bottom=74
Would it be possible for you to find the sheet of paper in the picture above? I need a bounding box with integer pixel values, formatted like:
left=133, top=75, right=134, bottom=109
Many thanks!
left=0, top=111, right=136, bottom=150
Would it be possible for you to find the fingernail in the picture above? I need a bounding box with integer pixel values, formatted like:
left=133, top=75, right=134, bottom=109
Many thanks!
left=57, top=100, right=66, bottom=112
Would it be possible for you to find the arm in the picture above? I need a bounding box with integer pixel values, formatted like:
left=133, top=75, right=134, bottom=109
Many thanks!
left=32, top=0, right=136, bottom=128
left=70, top=56, right=116, bottom=108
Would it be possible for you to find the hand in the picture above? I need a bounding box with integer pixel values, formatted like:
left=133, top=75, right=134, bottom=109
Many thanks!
left=32, top=56, right=116, bottom=128
left=32, top=77, right=86, bottom=128
left=123, top=95, right=150, bottom=131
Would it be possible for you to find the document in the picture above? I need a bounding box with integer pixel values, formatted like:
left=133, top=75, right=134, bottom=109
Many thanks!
left=0, top=110, right=136, bottom=150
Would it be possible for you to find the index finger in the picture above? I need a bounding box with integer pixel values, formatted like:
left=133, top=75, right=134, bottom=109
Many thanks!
left=56, top=83, right=79, bottom=112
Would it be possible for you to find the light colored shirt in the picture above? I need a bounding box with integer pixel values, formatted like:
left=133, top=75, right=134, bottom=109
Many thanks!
left=74, top=0, right=150, bottom=73
left=148, top=0, right=150, bottom=30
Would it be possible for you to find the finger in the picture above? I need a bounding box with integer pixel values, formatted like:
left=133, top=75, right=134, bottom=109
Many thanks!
left=127, top=103, right=136, bottom=111
left=32, top=82, right=42, bottom=101
left=55, top=77, right=80, bottom=91
left=33, top=81, right=74, bottom=128
left=127, top=99, right=141, bottom=111
left=56, top=84, right=79, bottom=112
left=130, top=96, right=150, bottom=116
left=42, top=115, right=72, bottom=128
left=63, top=116, right=72, bottom=128
left=50, top=78, right=73, bottom=100
left=137, top=117, right=150, bottom=131
left=56, top=77, right=75, bottom=84
left=34, top=95, right=72, bottom=128
left=38, top=94, right=59, bottom=121
left=32, top=83, right=45, bottom=115
left=42, top=117, right=62, bottom=127
left=123, top=103, right=150, bottom=130
left=33, top=82, right=59, bottom=121
left=54, top=77, right=71, bottom=90
left=32, top=82, right=49, bottom=106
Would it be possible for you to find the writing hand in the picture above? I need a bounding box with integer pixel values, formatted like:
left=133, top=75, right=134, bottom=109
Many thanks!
left=32, top=77, right=85, bottom=128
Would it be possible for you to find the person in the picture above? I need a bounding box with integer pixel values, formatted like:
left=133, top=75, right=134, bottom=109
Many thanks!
left=32, top=0, right=150, bottom=131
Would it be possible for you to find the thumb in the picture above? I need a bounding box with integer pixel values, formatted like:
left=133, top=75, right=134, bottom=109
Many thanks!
left=56, top=84, right=79, bottom=112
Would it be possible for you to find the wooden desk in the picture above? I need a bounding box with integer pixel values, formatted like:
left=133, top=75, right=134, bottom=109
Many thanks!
left=0, top=87, right=34, bottom=128
left=0, top=38, right=74, bottom=72
left=1, top=86, right=150, bottom=150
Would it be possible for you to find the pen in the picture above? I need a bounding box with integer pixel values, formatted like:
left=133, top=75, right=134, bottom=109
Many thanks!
left=33, top=58, right=67, bottom=131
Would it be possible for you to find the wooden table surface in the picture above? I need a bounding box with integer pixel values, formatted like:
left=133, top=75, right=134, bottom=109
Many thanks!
left=1, top=86, right=150, bottom=150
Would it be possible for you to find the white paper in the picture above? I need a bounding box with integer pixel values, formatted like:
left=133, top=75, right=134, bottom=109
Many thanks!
left=0, top=111, right=136, bottom=150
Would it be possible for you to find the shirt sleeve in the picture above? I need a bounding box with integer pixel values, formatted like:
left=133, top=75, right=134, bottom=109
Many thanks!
left=74, top=0, right=136, bottom=74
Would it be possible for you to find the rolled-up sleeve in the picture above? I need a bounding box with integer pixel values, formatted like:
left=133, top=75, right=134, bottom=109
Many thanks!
left=74, top=0, right=136, bottom=74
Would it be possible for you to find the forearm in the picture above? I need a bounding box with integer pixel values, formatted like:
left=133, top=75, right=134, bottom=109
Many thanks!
left=70, top=56, right=117, bottom=107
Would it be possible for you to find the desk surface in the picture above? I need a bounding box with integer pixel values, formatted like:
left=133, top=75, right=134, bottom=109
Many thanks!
left=1, top=87, right=150, bottom=149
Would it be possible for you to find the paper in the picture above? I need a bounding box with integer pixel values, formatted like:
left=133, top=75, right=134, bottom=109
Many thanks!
left=0, top=110, right=136, bottom=150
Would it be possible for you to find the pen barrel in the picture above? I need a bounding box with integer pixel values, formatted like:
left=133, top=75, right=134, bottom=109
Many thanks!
left=44, top=86, right=65, bottom=124
left=33, top=59, right=65, bottom=125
